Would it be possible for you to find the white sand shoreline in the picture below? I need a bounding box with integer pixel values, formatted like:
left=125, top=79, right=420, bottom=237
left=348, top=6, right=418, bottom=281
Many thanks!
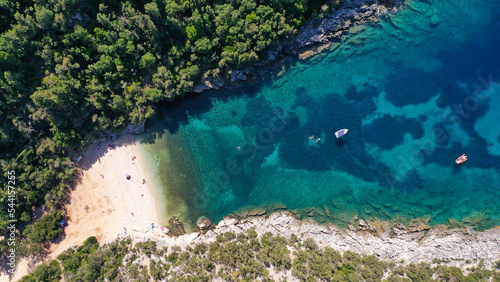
left=8, top=133, right=161, bottom=281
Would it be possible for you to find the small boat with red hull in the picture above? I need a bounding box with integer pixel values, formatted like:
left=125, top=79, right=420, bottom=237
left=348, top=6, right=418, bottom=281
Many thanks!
left=455, top=154, right=467, bottom=164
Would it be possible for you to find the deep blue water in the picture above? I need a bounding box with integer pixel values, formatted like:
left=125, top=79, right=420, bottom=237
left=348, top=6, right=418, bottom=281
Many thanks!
left=139, top=0, right=500, bottom=231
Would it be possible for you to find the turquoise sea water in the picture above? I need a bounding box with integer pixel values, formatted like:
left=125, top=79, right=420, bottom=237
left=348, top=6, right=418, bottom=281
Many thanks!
left=139, top=0, right=500, bottom=231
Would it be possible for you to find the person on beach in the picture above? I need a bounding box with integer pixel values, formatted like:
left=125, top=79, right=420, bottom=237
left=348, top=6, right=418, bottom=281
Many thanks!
left=142, top=179, right=146, bottom=184
left=151, top=223, right=154, bottom=231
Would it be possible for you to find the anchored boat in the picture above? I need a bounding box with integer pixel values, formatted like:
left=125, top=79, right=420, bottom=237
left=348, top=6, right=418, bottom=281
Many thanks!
left=455, top=154, right=467, bottom=164
left=335, top=129, right=348, bottom=138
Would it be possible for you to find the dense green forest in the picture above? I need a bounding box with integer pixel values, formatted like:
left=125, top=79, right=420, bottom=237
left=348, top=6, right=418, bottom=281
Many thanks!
left=21, top=229, right=500, bottom=281
left=0, top=0, right=341, bottom=257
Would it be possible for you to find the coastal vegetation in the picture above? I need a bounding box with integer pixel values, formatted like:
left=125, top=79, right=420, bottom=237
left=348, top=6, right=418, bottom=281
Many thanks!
left=0, top=0, right=340, bottom=259
left=21, top=229, right=500, bottom=281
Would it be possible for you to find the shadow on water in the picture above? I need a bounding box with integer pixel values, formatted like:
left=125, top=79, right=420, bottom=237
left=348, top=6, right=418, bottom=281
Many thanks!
left=139, top=79, right=266, bottom=145
left=135, top=78, right=276, bottom=228
left=278, top=88, right=391, bottom=186
left=136, top=4, right=500, bottom=229
left=334, top=138, right=347, bottom=148
left=374, top=15, right=500, bottom=172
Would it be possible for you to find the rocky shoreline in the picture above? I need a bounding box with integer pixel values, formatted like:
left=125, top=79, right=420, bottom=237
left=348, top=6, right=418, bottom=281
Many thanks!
left=116, top=0, right=500, bottom=271
left=120, top=212, right=500, bottom=271
left=93, top=0, right=500, bottom=273
left=193, top=0, right=405, bottom=92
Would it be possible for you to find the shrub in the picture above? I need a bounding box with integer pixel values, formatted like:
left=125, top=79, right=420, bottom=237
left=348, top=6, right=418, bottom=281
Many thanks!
left=288, top=233, right=301, bottom=247
left=247, top=227, right=258, bottom=239
left=22, top=210, right=64, bottom=243
left=149, top=260, right=166, bottom=280
left=223, top=231, right=236, bottom=242
left=20, top=260, right=61, bottom=282
left=303, top=238, right=318, bottom=250
left=435, top=265, right=466, bottom=281
left=466, top=268, right=492, bottom=281
left=492, top=272, right=500, bottom=282
left=309, top=250, right=335, bottom=279
left=136, top=240, right=157, bottom=256
left=292, top=250, right=308, bottom=280
left=405, top=262, right=433, bottom=282
left=360, top=255, right=386, bottom=280
left=57, top=249, right=83, bottom=273
left=342, top=250, right=362, bottom=270
left=167, top=252, right=178, bottom=263
left=82, top=252, right=105, bottom=280
left=77, top=236, right=99, bottom=254
left=193, top=243, right=208, bottom=254
left=324, top=247, right=342, bottom=269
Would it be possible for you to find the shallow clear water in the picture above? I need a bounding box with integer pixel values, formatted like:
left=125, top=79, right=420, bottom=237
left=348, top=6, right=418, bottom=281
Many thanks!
left=138, top=0, right=500, bottom=231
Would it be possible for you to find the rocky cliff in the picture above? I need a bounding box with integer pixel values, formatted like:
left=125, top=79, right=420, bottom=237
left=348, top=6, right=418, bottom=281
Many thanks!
left=122, top=212, right=500, bottom=270
left=193, top=0, right=404, bottom=92
left=281, top=0, right=402, bottom=54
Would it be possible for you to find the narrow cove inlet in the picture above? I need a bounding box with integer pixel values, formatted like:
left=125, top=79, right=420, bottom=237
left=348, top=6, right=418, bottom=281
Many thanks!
left=7, top=0, right=500, bottom=280
left=137, top=0, right=500, bottom=232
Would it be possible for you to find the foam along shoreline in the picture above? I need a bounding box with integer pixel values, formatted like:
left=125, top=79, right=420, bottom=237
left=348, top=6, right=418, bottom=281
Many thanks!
left=10, top=133, right=161, bottom=281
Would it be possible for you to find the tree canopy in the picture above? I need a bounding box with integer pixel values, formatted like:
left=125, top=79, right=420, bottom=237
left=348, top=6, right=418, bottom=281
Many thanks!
left=0, top=0, right=339, bottom=258
left=22, top=231, right=500, bottom=281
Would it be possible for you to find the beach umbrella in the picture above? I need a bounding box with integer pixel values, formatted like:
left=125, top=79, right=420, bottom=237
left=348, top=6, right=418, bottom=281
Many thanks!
left=124, top=173, right=131, bottom=180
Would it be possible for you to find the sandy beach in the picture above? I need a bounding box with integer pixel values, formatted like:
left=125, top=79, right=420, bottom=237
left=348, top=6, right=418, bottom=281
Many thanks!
left=8, top=134, right=160, bottom=281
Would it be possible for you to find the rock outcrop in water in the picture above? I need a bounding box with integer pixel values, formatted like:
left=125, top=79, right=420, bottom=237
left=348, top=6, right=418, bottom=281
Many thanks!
left=281, top=0, right=401, bottom=54
left=196, top=217, right=214, bottom=235
left=123, top=212, right=500, bottom=270
left=193, top=0, right=405, bottom=92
